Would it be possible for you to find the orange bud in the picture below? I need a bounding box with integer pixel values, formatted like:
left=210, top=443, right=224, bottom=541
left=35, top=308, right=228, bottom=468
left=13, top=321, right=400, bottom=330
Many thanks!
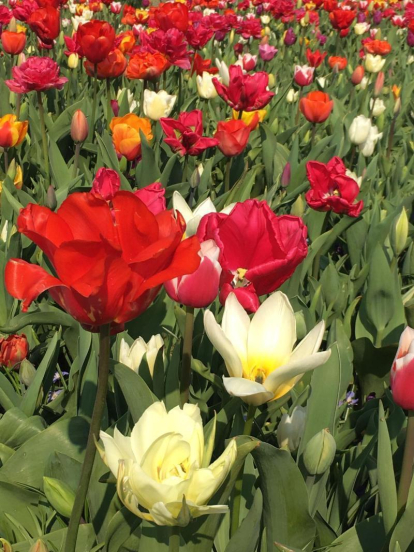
left=70, top=110, right=89, bottom=143
left=374, top=71, right=384, bottom=97
left=351, top=65, right=365, bottom=85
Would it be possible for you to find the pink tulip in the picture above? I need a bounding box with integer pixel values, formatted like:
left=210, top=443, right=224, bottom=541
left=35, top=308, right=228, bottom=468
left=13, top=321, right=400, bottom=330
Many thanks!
left=134, top=183, right=166, bottom=215
left=259, top=43, right=278, bottom=61
left=390, top=327, right=414, bottom=410
left=241, top=53, right=257, bottom=71
left=164, top=240, right=221, bottom=308
left=294, top=65, right=315, bottom=87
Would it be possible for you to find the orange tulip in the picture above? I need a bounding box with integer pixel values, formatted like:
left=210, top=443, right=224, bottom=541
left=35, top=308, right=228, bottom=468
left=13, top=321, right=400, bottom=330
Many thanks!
left=0, top=114, right=28, bottom=148
left=110, top=114, right=153, bottom=161
left=126, top=51, right=169, bottom=81
left=364, top=40, right=392, bottom=56
left=84, top=48, right=127, bottom=79
left=328, top=56, right=347, bottom=70
left=299, top=91, right=333, bottom=124
left=116, top=31, right=136, bottom=54
left=1, top=31, right=26, bottom=55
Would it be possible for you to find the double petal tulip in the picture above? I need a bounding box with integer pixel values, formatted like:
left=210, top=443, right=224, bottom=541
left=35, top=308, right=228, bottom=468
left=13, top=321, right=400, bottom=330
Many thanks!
left=204, top=292, right=331, bottom=406
left=5, top=192, right=200, bottom=332
left=390, top=327, right=414, bottom=410
left=98, top=401, right=237, bottom=526
left=0, top=114, right=28, bottom=148
left=160, top=110, right=218, bottom=157
left=152, top=2, right=189, bottom=32
left=6, top=56, right=68, bottom=93
left=126, top=51, right=169, bottom=81
left=165, top=240, right=222, bottom=308
left=77, top=20, right=115, bottom=64
left=299, top=91, right=333, bottom=124
left=143, top=90, right=176, bottom=121
left=213, top=65, right=274, bottom=113
left=110, top=114, right=153, bottom=161
left=119, top=335, right=164, bottom=375
left=0, top=334, right=29, bottom=369
left=27, top=6, right=60, bottom=45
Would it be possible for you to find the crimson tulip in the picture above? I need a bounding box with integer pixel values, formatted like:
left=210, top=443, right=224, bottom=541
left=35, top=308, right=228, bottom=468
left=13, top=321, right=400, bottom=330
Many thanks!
left=134, top=183, right=166, bottom=215
left=5, top=56, right=68, bottom=93
left=294, top=65, right=314, bottom=87
left=5, top=192, right=200, bottom=332
left=213, top=65, right=274, bottom=113
left=305, top=157, right=363, bottom=217
left=197, top=199, right=308, bottom=312
left=214, top=118, right=256, bottom=157
left=160, top=110, right=219, bottom=157
left=92, top=168, right=120, bottom=200
left=27, top=6, right=60, bottom=45
left=77, top=20, right=115, bottom=65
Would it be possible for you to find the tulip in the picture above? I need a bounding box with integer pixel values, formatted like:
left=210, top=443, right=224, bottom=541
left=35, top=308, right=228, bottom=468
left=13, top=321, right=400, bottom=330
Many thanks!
left=204, top=292, right=331, bottom=406
left=354, top=22, right=370, bottom=34
left=259, top=43, right=277, bottom=61
left=286, top=88, right=299, bottom=103
left=305, top=49, right=326, bottom=68
left=68, top=53, right=79, bottom=69
left=1, top=30, right=26, bottom=55
left=5, top=56, right=68, bottom=93
left=160, top=110, right=218, bottom=157
left=0, top=114, right=28, bottom=148
left=391, top=328, right=414, bottom=410
left=284, top=28, right=297, bottom=46
left=119, top=335, right=164, bottom=375
left=110, top=114, right=153, bottom=161
left=348, top=115, right=371, bottom=145
left=98, top=401, right=237, bottom=525
left=299, top=91, right=333, bottom=124
left=134, top=183, right=166, bottom=215
left=70, top=109, right=88, bottom=143
left=84, top=48, right=127, bottom=79
left=232, top=109, right=266, bottom=129
left=214, top=117, right=255, bottom=157
left=328, top=56, right=347, bottom=71
left=77, top=20, right=115, bottom=64
left=165, top=240, right=221, bottom=308
left=126, top=51, right=169, bottom=81
left=241, top=53, right=257, bottom=71
left=277, top=406, right=306, bottom=452
left=391, top=209, right=409, bottom=257
left=303, top=429, right=336, bottom=475
left=365, top=53, right=386, bottom=73
left=92, top=167, right=120, bottom=200
left=191, top=53, right=218, bottom=77
left=0, top=334, right=29, bottom=369
left=370, top=98, right=386, bottom=116
left=20, top=358, right=36, bottom=386
left=153, top=1, right=189, bottom=32
left=294, top=65, right=314, bottom=87
left=196, top=71, right=218, bottom=99
left=110, top=2, right=122, bottom=13
left=351, top=65, right=365, bottom=85
left=374, top=71, right=384, bottom=97
left=358, top=124, right=382, bottom=156
left=27, top=6, right=60, bottom=45
left=215, top=58, right=230, bottom=85
left=143, top=89, right=176, bottom=121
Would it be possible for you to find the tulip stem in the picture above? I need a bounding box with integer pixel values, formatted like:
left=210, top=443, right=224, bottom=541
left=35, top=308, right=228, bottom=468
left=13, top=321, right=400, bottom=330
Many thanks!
left=387, top=115, right=397, bottom=159
left=106, top=78, right=111, bottom=132
left=224, top=157, right=232, bottom=194
left=64, top=323, right=111, bottom=552
left=72, top=143, right=81, bottom=179
left=397, top=410, right=414, bottom=513
left=88, top=65, right=98, bottom=143
left=3, top=150, right=9, bottom=173
left=169, top=526, right=180, bottom=552
left=182, top=155, right=189, bottom=183
left=37, top=91, right=50, bottom=191
left=310, top=124, right=316, bottom=149
left=180, top=306, right=194, bottom=405
left=230, top=404, right=256, bottom=537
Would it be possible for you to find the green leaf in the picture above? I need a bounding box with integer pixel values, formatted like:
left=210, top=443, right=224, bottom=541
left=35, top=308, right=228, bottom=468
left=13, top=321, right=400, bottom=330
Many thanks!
left=225, top=488, right=262, bottom=552
left=104, top=507, right=142, bottom=552
left=329, top=515, right=385, bottom=552
left=0, top=373, right=20, bottom=411
left=113, top=362, right=157, bottom=423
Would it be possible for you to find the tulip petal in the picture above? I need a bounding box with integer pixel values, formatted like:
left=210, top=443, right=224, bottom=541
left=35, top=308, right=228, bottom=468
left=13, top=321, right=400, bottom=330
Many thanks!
left=204, top=310, right=243, bottom=377
left=221, top=293, right=250, bottom=371
left=172, top=191, right=194, bottom=225
left=223, top=376, right=273, bottom=405
left=131, top=401, right=169, bottom=464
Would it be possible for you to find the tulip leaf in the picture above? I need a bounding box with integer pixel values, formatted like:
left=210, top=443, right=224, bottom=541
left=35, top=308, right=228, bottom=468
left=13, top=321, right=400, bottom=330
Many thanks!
left=328, top=514, right=385, bottom=552
left=136, top=130, right=161, bottom=187
left=0, top=308, right=77, bottom=333
left=225, top=488, right=263, bottom=552
left=104, top=507, right=142, bottom=552
left=11, top=524, right=97, bottom=552
left=113, top=361, right=157, bottom=423
left=0, top=373, right=20, bottom=411
left=260, top=123, right=277, bottom=187
left=165, top=345, right=181, bottom=410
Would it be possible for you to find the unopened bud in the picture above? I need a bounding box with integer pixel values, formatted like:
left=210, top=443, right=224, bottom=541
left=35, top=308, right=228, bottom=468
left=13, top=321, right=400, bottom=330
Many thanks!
left=394, top=97, right=401, bottom=115
left=268, top=73, right=276, bottom=88
left=43, top=477, right=76, bottom=518
left=29, top=540, right=48, bottom=552
left=391, top=208, right=409, bottom=256
left=0, top=538, right=13, bottom=552
left=229, top=29, right=235, bottom=44
left=291, top=195, right=305, bottom=218
left=68, top=52, right=79, bottom=69
left=70, top=109, right=88, bottom=143
left=303, top=428, right=336, bottom=475
left=374, top=71, right=384, bottom=97
left=190, top=164, right=203, bottom=189
left=46, top=185, right=57, bottom=211
left=20, top=358, right=36, bottom=387
left=351, top=65, right=365, bottom=85
left=8, top=17, right=17, bottom=32
left=281, top=162, right=291, bottom=187
left=17, top=52, right=26, bottom=66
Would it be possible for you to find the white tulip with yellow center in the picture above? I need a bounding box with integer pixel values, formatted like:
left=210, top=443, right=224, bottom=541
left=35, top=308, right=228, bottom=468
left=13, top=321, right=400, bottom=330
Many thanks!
left=143, top=89, right=176, bottom=121
left=119, top=335, right=164, bottom=376
left=365, top=53, right=386, bottom=73
left=98, top=402, right=237, bottom=526
left=204, top=292, right=331, bottom=406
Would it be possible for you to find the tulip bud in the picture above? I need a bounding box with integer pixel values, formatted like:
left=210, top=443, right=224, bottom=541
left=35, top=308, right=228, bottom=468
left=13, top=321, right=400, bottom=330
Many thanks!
left=0, top=538, right=13, bottom=552
left=43, top=477, right=76, bottom=518
left=391, top=208, right=409, bottom=256
left=70, top=109, right=88, bottom=143
left=20, top=358, right=36, bottom=387
left=281, top=162, right=291, bottom=187
left=68, top=52, right=79, bottom=69
left=291, top=195, right=305, bottom=217
left=394, top=97, right=402, bottom=115
left=303, top=428, right=336, bottom=475
left=190, top=164, right=203, bottom=189
left=29, top=540, right=48, bottom=552
left=277, top=406, right=306, bottom=452
left=351, top=65, right=365, bottom=85
left=46, top=185, right=57, bottom=211
left=374, top=71, right=384, bottom=97
left=17, top=52, right=25, bottom=66
left=8, top=17, right=17, bottom=32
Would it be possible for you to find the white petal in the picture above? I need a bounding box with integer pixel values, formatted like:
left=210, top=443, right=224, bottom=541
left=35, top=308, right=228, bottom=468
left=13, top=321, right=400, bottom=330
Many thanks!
left=192, top=198, right=216, bottom=219
left=223, top=376, right=274, bottom=406
left=204, top=310, right=243, bottom=377
left=130, top=401, right=168, bottom=463
left=288, top=320, right=325, bottom=362
left=99, top=431, right=126, bottom=478
left=222, top=293, right=250, bottom=371
left=173, top=191, right=193, bottom=224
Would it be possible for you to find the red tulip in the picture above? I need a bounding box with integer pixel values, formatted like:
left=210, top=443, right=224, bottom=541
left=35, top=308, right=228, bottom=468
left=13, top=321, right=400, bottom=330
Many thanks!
left=160, top=109, right=219, bottom=157
left=134, top=183, right=166, bottom=215
left=0, top=334, right=29, bottom=369
left=214, top=117, right=256, bottom=157
left=77, top=20, right=115, bottom=65
left=139, top=28, right=191, bottom=70
left=190, top=53, right=218, bottom=76
left=390, top=327, right=414, bottom=410
left=329, top=9, right=356, bottom=30
left=5, top=56, right=68, bottom=93
left=92, top=168, right=120, bottom=201
left=5, top=192, right=201, bottom=332
left=1, top=30, right=26, bottom=55
left=305, top=157, right=363, bottom=217
left=84, top=48, right=127, bottom=79
left=213, top=65, right=274, bottom=113
left=197, top=199, right=308, bottom=312
left=306, top=48, right=326, bottom=68
left=152, top=2, right=189, bottom=32
left=299, top=91, right=333, bottom=123
left=164, top=239, right=222, bottom=308
left=186, top=23, right=214, bottom=50
left=27, top=6, right=60, bottom=45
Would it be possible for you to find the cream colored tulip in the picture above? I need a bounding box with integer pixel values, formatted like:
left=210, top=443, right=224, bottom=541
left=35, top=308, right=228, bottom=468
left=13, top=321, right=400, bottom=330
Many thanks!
left=119, top=335, right=163, bottom=375
left=370, top=98, right=386, bottom=117
left=98, top=402, right=237, bottom=526
left=286, top=88, right=299, bottom=103
left=215, top=58, right=230, bottom=86
left=196, top=72, right=218, bottom=99
left=68, top=53, right=79, bottom=69
left=277, top=406, right=306, bottom=452
left=365, top=53, right=386, bottom=73
left=354, top=22, right=370, bottom=35
left=143, top=89, right=176, bottom=121
left=172, top=191, right=235, bottom=237
left=204, top=292, right=331, bottom=406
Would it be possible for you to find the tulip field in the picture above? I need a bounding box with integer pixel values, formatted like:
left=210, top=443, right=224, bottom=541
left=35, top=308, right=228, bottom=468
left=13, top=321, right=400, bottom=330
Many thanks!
left=1, top=0, right=414, bottom=550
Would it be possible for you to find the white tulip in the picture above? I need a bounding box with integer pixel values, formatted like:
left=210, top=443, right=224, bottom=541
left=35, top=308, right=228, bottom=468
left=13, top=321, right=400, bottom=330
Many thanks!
left=119, top=335, right=164, bottom=376
left=143, top=89, right=176, bottom=120
left=196, top=72, right=218, bottom=99
left=358, top=124, right=383, bottom=156
left=346, top=169, right=362, bottom=188
left=215, top=58, right=230, bottom=86
left=261, top=14, right=270, bottom=24
left=317, top=76, right=326, bottom=89
left=277, top=406, right=306, bottom=452
left=365, top=53, right=386, bottom=73
left=286, top=88, right=299, bottom=103
left=408, top=55, right=414, bottom=65
left=204, top=292, right=331, bottom=406
left=358, top=76, right=369, bottom=90
left=354, top=22, right=370, bottom=35
left=99, top=402, right=237, bottom=526
left=117, top=88, right=138, bottom=113
left=348, top=115, right=372, bottom=145
left=370, top=98, right=386, bottom=117
left=172, top=191, right=235, bottom=237
left=1, top=221, right=8, bottom=243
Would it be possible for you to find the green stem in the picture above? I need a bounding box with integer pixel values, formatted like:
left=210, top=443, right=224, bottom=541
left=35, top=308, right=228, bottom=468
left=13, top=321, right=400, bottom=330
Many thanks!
left=72, top=143, right=81, bottom=179
left=64, top=323, right=111, bottom=552
left=140, top=79, right=147, bottom=117
left=169, top=526, right=180, bottom=552
left=16, top=94, right=21, bottom=120
left=182, top=155, right=189, bottom=183
left=4, top=149, right=9, bottom=173
left=387, top=115, right=396, bottom=159
left=312, top=213, right=329, bottom=280
left=224, top=156, right=232, bottom=193
left=180, top=306, right=194, bottom=405
left=37, top=91, right=50, bottom=190
left=106, top=78, right=111, bottom=132
left=238, top=110, right=243, bottom=120
left=230, top=404, right=256, bottom=537
left=310, top=124, right=316, bottom=149
left=88, top=65, right=98, bottom=142
left=397, top=411, right=414, bottom=513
